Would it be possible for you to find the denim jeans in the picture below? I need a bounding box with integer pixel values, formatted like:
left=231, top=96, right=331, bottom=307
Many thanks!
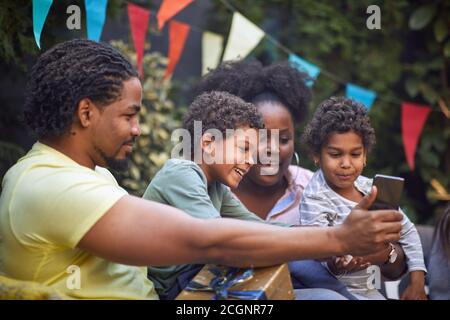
left=294, top=288, right=347, bottom=300
left=289, top=260, right=357, bottom=300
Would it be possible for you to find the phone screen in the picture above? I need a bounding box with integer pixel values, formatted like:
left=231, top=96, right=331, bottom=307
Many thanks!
left=369, top=174, right=404, bottom=210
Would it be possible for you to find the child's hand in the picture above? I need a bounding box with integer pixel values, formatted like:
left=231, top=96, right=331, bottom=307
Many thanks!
left=328, top=255, right=371, bottom=275
left=400, top=271, right=427, bottom=300
left=400, top=283, right=427, bottom=300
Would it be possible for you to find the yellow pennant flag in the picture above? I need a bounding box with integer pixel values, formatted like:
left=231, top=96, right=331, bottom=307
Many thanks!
left=438, top=99, right=450, bottom=119
left=222, top=12, right=265, bottom=61
left=430, top=179, right=450, bottom=200
left=202, top=31, right=224, bottom=75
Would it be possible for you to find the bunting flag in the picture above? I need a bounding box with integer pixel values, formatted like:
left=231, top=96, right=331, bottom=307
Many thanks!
left=157, top=0, right=194, bottom=30
left=33, top=0, right=53, bottom=49
left=127, top=3, right=150, bottom=78
left=438, top=99, right=450, bottom=119
left=222, top=12, right=265, bottom=61
left=164, top=20, right=190, bottom=80
left=202, top=31, right=224, bottom=75
left=85, top=0, right=108, bottom=42
left=289, top=54, right=321, bottom=87
left=430, top=179, right=450, bottom=200
left=346, top=83, right=377, bottom=110
left=401, top=102, right=431, bottom=171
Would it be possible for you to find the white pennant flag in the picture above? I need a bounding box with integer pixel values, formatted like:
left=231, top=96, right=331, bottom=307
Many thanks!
left=222, top=12, right=265, bottom=61
left=202, top=31, right=224, bottom=75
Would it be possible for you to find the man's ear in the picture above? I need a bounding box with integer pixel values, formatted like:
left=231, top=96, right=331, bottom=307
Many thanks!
left=201, top=132, right=215, bottom=156
left=76, top=98, right=97, bottom=128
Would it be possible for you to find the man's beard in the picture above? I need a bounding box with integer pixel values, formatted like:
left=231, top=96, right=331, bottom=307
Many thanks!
left=95, top=145, right=131, bottom=172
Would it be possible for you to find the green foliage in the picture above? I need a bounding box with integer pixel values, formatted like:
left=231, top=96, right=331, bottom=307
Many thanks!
left=109, top=40, right=181, bottom=196
left=408, top=4, right=436, bottom=30
left=0, top=0, right=37, bottom=68
left=0, top=142, right=25, bottom=193
left=210, top=0, right=450, bottom=223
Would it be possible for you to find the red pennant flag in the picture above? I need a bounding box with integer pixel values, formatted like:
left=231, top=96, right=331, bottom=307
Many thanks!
left=157, top=0, right=193, bottom=30
left=127, top=3, right=150, bottom=78
left=164, top=20, right=190, bottom=80
left=401, top=102, right=431, bottom=171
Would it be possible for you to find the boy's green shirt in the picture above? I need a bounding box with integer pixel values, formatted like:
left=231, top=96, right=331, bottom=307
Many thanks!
left=142, top=158, right=283, bottom=298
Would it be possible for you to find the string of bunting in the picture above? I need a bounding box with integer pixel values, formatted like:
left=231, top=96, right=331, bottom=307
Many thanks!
left=31, top=0, right=449, bottom=174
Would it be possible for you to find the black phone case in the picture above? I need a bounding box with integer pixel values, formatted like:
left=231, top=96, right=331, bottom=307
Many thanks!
left=369, top=175, right=404, bottom=210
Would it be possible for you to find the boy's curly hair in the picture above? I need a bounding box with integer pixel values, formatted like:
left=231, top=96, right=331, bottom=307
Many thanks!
left=195, top=60, right=311, bottom=123
left=23, top=39, right=137, bottom=139
left=301, top=96, right=376, bottom=156
left=183, top=91, right=264, bottom=149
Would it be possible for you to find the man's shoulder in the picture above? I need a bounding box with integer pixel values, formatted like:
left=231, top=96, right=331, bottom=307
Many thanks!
left=5, top=148, right=123, bottom=207
left=4, top=146, right=102, bottom=190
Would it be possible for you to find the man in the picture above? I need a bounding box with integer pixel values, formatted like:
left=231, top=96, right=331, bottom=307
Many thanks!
left=0, top=39, right=402, bottom=299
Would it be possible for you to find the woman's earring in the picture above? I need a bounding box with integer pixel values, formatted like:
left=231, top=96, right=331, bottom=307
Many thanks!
left=293, top=152, right=300, bottom=166
left=314, top=159, right=319, bottom=166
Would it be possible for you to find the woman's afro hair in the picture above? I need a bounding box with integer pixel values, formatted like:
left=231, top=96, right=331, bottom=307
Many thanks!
left=195, top=59, right=312, bottom=123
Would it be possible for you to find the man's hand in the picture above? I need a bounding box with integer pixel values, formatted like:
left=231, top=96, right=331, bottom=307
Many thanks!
left=336, top=186, right=403, bottom=256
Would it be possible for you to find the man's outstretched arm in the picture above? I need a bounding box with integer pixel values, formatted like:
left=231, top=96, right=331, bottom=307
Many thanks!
left=78, top=187, right=403, bottom=267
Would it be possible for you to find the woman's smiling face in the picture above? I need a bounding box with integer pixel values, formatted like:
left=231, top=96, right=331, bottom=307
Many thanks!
left=245, top=101, right=295, bottom=187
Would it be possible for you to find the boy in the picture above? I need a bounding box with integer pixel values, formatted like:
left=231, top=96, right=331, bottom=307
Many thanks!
left=143, top=91, right=268, bottom=299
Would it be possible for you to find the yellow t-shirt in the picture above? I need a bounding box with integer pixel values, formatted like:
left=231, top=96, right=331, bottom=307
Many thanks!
left=0, top=142, right=157, bottom=299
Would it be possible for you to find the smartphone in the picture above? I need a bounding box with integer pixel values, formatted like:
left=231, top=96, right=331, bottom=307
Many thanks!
left=369, top=174, right=404, bottom=210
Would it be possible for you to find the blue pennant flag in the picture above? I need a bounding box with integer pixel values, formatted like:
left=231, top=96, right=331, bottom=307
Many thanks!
left=346, top=83, right=377, bottom=110
left=33, top=0, right=53, bottom=49
left=289, top=53, right=321, bottom=87
left=85, top=0, right=108, bottom=42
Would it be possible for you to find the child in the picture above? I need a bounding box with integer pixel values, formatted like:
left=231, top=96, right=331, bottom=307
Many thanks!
left=300, top=96, right=427, bottom=300
left=143, top=91, right=267, bottom=300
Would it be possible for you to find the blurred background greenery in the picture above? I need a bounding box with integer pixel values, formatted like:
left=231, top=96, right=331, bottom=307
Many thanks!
left=0, top=0, right=448, bottom=224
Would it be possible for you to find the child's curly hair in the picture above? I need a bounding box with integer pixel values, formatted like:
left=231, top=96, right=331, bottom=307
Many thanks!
left=301, top=96, right=376, bottom=156
left=183, top=91, right=265, bottom=150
